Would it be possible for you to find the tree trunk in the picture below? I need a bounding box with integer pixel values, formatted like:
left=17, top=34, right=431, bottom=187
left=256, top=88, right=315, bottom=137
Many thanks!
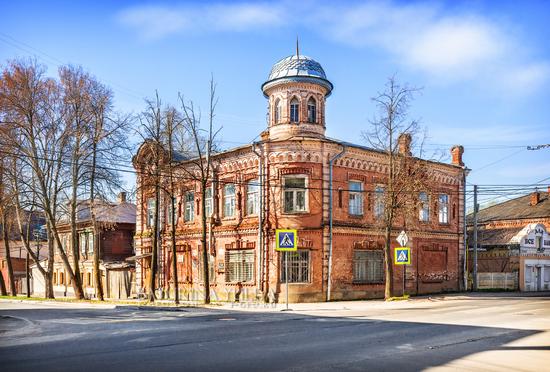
left=201, top=180, right=210, bottom=304
left=384, top=226, right=394, bottom=300
left=148, top=184, right=160, bottom=302
left=90, top=140, right=104, bottom=301
left=171, top=195, right=179, bottom=304
left=2, top=218, right=16, bottom=296
left=45, top=222, right=55, bottom=299
left=0, top=265, right=7, bottom=295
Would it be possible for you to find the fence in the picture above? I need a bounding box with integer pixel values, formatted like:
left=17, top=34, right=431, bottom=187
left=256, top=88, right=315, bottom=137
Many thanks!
left=477, top=272, right=518, bottom=290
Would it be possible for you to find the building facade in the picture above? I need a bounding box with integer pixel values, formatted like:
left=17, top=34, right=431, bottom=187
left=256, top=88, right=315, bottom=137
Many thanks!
left=468, top=190, right=550, bottom=291
left=32, top=193, right=136, bottom=299
left=133, top=52, right=467, bottom=302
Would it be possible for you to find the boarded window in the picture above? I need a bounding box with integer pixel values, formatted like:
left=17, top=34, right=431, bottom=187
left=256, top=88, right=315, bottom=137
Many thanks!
left=353, top=250, right=384, bottom=283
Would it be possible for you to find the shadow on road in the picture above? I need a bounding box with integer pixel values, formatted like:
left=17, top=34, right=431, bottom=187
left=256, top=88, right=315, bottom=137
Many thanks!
left=0, top=306, right=545, bottom=371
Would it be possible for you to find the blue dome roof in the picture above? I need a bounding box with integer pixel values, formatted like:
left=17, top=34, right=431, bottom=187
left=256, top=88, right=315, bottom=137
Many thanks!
left=262, top=55, right=333, bottom=96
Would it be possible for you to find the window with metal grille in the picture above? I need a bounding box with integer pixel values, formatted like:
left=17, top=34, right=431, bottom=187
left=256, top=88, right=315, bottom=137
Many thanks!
left=307, top=97, right=316, bottom=123
left=290, top=97, right=299, bottom=122
left=225, top=250, right=254, bottom=283
left=438, top=194, right=449, bottom=224
left=224, top=184, right=236, bottom=217
left=280, top=249, right=310, bottom=283
left=348, top=181, right=363, bottom=216
left=353, top=250, right=384, bottom=283
left=419, top=192, right=430, bottom=222
left=247, top=179, right=259, bottom=215
left=184, top=191, right=194, bottom=222
left=283, top=176, right=307, bottom=213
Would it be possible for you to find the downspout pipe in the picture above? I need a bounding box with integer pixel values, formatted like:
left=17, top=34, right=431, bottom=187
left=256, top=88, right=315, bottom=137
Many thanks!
left=463, top=167, right=470, bottom=291
left=327, top=144, right=346, bottom=302
left=252, top=142, right=264, bottom=295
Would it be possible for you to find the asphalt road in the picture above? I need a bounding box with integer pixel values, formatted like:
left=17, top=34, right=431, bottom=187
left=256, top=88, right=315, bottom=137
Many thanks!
left=1, top=295, right=549, bottom=371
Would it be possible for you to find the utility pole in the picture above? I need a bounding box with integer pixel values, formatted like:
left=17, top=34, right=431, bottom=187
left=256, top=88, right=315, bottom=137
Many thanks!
left=473, top=185, right=478, bottom=291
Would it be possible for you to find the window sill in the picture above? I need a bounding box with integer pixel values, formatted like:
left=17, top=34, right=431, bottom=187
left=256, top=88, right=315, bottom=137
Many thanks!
left=278, top=282, right=311, bottom=285
left=281, top=211, right=309, bottom=216
left=349, top=214, right=364, bottom=219
left=352, top=281, right=384, bottom=285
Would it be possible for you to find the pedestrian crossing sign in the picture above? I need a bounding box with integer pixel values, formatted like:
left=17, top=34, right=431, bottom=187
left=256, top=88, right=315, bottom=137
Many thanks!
left=394, top=247, right=411, bottom=265
left=276, top=229, right=298, bottom=251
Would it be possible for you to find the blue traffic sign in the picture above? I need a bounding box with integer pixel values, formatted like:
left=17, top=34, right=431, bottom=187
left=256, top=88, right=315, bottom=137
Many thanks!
left=394, top=247, right=411, bottom=265
left=276, top=229, right=298, bottom=251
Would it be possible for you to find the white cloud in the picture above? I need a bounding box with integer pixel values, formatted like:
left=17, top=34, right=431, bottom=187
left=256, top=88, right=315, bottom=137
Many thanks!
left=116, top=1, right=550, bottom=95
left=116, top=3, right=283, bottom=41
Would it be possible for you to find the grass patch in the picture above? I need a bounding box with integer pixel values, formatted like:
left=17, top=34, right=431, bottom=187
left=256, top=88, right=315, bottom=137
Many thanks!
left=386, top=294, right=410, bottom=301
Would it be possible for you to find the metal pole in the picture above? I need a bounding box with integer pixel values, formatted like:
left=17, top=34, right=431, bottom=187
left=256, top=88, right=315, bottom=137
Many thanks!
left=26, top=251, right=30, bottom=298
left=403, top=263, right=406, bottom=296
left=473, top=184, right=478, bottom=291
left=285, top=251, right=289, bottom=310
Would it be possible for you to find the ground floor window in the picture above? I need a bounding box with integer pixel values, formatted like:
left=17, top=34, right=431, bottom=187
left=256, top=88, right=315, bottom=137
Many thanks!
left=353, top=250, right=384, bottom=283
left=225, top=250, right=254, bottom=283
left=280, top=249, right=310, bottom=283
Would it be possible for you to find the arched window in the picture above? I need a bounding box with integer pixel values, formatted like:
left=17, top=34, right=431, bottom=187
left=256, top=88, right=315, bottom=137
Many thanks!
left=307, top=97, right=316, bottom=123
left=290, top=98, right=299, bottom=123
left=274, top=99, right=281, bottom=123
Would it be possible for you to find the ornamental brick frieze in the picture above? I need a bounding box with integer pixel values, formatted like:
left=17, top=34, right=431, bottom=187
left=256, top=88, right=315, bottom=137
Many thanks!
left=332, top=226, right=458, bottom=241
left=268, top=151, right=322, bottom=164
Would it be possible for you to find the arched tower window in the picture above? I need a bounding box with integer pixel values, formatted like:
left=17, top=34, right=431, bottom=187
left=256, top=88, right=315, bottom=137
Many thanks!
left=274, top=99, right=281, bottom=123
left=290, top=98, right=299, bottom=123
left=307, top=97, right=316, bottom=123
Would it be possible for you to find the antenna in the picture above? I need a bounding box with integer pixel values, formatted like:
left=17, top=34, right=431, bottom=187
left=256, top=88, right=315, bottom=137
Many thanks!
left=296, top=36, right=300, bottom=58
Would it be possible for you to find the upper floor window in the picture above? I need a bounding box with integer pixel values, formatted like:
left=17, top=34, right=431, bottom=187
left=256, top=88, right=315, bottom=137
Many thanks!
left=274, top=99, right=281, bottom=123
left=419, top=192, right=430, bottom=222
left=438, top=194, right=449, bottom=224
left=184, top=192, right=194, bottom=222
left=307, top=97, right=316, bottom=123
left=204, top=187, right=213, bottom=218
left=290, top=98, right=299, bottom=123
left=247, top=179, right=260, bottom=215
left=348, top=181, right=363, bottom=216
left=146, top=198, right=155, bottom=227
left=224, top=184, right=236, bottom=217
left=167, top=199, right=176, bottom=225
left=283, top=175, right=307, bottom=213
left=374, top=186, right=385, bottom=219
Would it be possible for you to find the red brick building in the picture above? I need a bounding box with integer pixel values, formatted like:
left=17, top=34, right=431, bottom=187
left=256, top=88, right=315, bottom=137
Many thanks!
left=133, top=52, right=467, bottom=302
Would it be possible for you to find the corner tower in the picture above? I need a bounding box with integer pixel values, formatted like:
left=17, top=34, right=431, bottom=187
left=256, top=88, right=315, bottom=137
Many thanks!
left=261, top=50, right=333, bottom=141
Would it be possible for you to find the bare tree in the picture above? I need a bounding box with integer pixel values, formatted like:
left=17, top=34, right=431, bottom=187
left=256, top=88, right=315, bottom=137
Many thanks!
left=178, top=78, right=220, bottom=304
left=136, top=93, right=165, bottom=302
left=363, top=76, right=428, bottom=299
left=0, top=160, right=16, bottom=296
left=0, top=60, right=83, bottom=299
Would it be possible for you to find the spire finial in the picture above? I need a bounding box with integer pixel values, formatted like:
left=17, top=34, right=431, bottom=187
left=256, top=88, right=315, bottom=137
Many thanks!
left=296, top=36, right=300, bottom=58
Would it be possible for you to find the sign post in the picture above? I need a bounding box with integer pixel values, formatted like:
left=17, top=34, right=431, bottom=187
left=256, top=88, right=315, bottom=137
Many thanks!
left=395, top=231, right=410, bottom=296
left=276, top=229, right=298, bottom=311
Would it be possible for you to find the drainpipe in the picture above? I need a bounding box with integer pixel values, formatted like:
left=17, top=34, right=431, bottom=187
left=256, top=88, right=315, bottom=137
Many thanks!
left=252, top=142, right=264, bottom=296
left=327, top=144, right=346, bottom=301
left=462, top=167, right=470, bottom=291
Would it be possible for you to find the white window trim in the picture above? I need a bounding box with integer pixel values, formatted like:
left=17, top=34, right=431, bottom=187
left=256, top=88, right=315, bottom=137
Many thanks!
left=246, top=179, right=260, bottom=216
left=184, top=192, right=194, bottom=222
left=438, top=194, right=449, bottom=224
left=374, top=185, right=385, bottom=219
left=348, top=180, right=363, bottom=216
left=282, top=174, right=309, bottom=214
left=419, top=192, right=430, bottom=222
left=223, top=184, right=236, bottom=218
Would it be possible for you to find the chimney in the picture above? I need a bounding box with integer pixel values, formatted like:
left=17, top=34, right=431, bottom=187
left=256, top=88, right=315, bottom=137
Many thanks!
left=530, top=191, right=540, bottom=206
left=398, top=133, right=412, bottom=156
left=118, top=192, right=127, bottom=203
left=451, top=145, right=464, bottom=166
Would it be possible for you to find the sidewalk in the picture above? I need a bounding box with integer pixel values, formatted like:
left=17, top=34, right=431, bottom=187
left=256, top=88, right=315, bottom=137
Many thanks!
left=2, top=291, right=549, bottom=313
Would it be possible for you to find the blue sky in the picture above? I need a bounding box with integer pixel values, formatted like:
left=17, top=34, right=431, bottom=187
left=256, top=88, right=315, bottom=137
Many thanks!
left=2, top=0, right=549, bottom=206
